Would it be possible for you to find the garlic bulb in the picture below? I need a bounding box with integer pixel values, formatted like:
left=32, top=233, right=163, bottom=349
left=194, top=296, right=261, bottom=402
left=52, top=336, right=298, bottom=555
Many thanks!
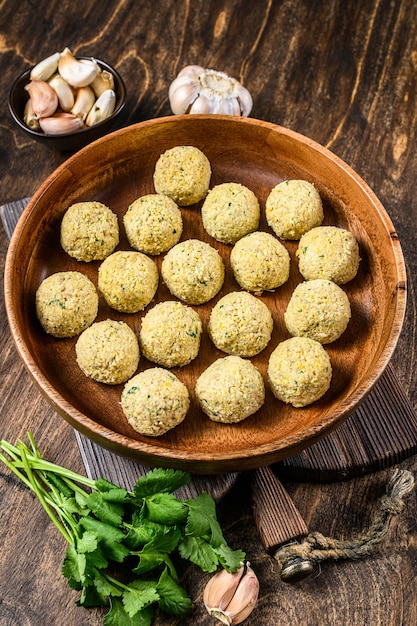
left=203, top=562, right=259, bottom=625
left=169, top=65, right=253, bottom=116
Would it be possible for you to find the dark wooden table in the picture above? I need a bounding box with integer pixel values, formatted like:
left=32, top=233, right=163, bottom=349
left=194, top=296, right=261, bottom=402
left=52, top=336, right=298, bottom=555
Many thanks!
left=1, top=1, right=416, bottom=625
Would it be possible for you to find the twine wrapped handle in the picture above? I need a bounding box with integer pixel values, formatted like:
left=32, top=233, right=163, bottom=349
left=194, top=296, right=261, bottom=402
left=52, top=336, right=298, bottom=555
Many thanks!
left=275, top=469, right=415, bottom=582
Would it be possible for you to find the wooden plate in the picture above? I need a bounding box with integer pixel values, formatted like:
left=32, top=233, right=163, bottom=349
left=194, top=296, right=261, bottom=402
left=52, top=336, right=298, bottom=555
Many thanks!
left=4, top=115, right=406, bottom=474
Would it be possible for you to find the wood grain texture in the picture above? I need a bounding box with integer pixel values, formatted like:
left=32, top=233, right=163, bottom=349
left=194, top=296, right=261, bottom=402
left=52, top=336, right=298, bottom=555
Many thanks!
left=1, top=1, right=417, bottom=625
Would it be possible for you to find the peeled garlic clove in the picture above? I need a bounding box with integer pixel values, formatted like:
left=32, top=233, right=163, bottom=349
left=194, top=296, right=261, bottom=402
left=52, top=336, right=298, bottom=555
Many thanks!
left=48, top=74, right=75, bottom=112
left=91, top=68, right=115, bottom=97
left=71, top=86, right=95, bottom=121
left=58, top=47, right=99, bottom=88
left=23, top=99, right=41, bottom=130
left=25, top=80, right=58, bottom=119
left=85, top=89, right=116, bottom=126
left=203, top=563, right=259, bottom=625
left=169, top=66, right=253, bottom=117
left=30, top=51, right=60, bottom=82
left=39, top=112, right=84, bottom=135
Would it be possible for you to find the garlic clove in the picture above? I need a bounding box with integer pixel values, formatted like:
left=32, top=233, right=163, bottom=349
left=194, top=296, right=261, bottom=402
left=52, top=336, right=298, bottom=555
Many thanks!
left=30, top=51, right=60, bottom=82
left=203, top=562, right=259, bottom=625
left=211, top=96, right=242, bottom=116
left=90, top=69, right=115, bottom=97
left=58, top=47, right=99, bottom=88
left=203, top=564, right=245, bottom=612
left=188, top=94, right=213, bottom=114
left=170, top=83, right=200, bottom=114
left=222, top=565, right=259, bottom=624
left=237, top=87, right=253, bottom=117
left=85, top=89, right=116, bottom=126
left=39, top=112, right=84, bottom=135
left=24, top=80, right=58, bottom=119
left=23, top=99, right=41, bottom=130
left=48, top=73, right=75, bottom=112
left=71, top=85, right=95, bottom=121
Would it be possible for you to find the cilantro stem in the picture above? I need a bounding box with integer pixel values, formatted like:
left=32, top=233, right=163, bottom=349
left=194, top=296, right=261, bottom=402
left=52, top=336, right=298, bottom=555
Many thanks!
left=17, top=443, right=74, bottom=545
left=0, top=437, right=96, bottom=489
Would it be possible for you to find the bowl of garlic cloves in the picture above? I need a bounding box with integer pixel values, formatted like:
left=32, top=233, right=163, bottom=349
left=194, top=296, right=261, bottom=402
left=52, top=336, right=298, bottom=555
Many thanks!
left=8, top=48, right=126, bottom=152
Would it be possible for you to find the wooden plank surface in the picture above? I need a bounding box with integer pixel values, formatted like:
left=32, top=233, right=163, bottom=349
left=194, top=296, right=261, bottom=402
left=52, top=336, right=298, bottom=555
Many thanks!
left=1, top=1, right=417, bottom=625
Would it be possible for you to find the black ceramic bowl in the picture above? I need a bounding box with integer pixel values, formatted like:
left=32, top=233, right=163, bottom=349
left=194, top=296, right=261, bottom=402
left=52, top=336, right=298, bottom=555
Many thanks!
left=8, top=57, right=126, bottom=152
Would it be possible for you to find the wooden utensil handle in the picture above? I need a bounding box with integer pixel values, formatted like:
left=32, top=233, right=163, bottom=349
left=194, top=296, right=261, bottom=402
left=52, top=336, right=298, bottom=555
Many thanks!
left=252, top=465, right=308, bottom=552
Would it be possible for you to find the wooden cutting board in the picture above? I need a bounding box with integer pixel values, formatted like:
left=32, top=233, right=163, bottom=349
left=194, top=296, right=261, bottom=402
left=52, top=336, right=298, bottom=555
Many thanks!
left=2, top=198, right=417, bottom=512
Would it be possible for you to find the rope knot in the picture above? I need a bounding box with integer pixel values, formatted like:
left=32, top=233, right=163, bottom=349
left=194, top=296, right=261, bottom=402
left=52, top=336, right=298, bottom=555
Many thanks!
left=378, top=494, right=405, bottom=515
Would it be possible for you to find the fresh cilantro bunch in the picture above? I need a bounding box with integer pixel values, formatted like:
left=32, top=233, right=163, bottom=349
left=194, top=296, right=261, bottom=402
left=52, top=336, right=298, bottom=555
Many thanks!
left=0, top=433, right=245, bottom=625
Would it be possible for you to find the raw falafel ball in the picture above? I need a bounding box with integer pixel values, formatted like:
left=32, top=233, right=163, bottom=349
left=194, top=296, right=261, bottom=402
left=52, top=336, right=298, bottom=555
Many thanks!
left=230, top=231, right=290, bottom=294
left=196, top=355, right=265, bottom=423
left=201, top=182, right=260, bottom=244
left=297, top=225, right=360, bottom=284
left=60, top=201, right=119, bottom=262
left=268, top=336, right=332, bottom=407
left=161, top=239, right=225, bottom=304
left=98, top=250, right=159, bottom=313
left=208, top=290, right=273, bottom=357
left=76, top=319, right=140, bottom=384
left=121, top=368, right=190, bottom=436
left=153, top=145, right=211, bottom=206
left=36, top=271, right=98, bottom=338
left=139, top=301, right=202, bottom=368
left=123, top=194, right=183, bottom=255
left=284, top=279, right=351, bottom=344
left=265, top=179, right=323, bottom=240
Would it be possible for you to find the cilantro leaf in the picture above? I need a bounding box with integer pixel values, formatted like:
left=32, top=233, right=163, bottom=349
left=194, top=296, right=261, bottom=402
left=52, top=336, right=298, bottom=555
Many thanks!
left=76, top=530, right=99, bottom=554
left=178, top=535, right=219, bottom=572
left=133, top=527, right=180, bottom=577
left=133, top=468, right=190, bottom=498
left=122, top=580, right=160, bottom=617
left=87, top=491, right=124, bottom=526
left=104, top=597, right=154, bottom=625
left=79, top=517, right=130, bottom=563
left=62, top=546, right=87, bottom=586
left=75, top=489, right=89, bottom=511
left=77, top=582, right=108, bottom=607
left=95, top=477, right=123, bottom=492
left=144, top=493, right=188, bottom=525
left=185, top=492, right=225, bottom=546
left=93, top=569, right=123, bottom=598
left=214, top=543, right=246, bottom=572
left=156, top=567, right=192, bottom=615
left=124, top=510, right=172, bottom=550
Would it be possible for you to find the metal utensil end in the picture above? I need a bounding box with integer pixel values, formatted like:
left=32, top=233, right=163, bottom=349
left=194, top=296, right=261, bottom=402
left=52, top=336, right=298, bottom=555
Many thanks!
left=280, top=556, right=314, bottom=583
